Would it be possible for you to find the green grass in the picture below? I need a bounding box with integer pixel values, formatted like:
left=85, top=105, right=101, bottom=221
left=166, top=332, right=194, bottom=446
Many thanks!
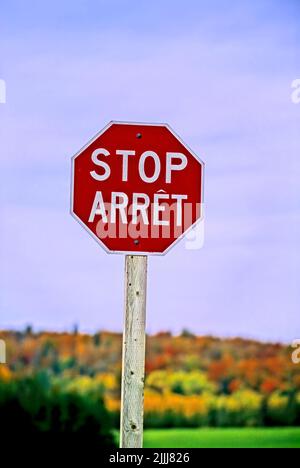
left=138, top=428, right=300, bottom=448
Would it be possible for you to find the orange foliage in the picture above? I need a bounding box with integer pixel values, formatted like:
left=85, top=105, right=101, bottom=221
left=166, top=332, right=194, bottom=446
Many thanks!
left=228, top=378, right=242, bottom=393
left=0, top=366, right=11, bottom=381
left=260, top=378, right=282, bottom=395
left=1, top=329, right=299, bottom=408
left=208, top=354, right=234, bottom=382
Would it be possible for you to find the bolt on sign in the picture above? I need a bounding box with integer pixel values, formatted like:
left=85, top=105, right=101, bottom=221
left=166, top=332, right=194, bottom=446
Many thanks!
left=71, top=121, right=204, bottom=254
left=70, top=121, right=204, bottom=448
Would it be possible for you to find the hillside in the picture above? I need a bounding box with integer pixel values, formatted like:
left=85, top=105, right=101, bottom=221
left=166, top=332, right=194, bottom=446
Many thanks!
left=0, top=329, right=299, bottom=427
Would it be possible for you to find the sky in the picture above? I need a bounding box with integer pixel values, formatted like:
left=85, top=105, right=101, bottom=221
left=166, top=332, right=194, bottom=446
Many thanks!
left=0, top=0, right=299, bottom=342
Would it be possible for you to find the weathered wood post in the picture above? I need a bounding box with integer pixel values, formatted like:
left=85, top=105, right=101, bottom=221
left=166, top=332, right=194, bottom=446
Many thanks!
left=120, top=255, right=148, bottom=448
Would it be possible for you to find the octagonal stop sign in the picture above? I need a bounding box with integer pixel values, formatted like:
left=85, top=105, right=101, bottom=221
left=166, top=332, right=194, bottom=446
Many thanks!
left=71, top=121, right=204, bottom=255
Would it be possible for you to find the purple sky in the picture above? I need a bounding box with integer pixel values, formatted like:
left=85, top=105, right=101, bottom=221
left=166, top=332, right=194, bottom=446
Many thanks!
left=0, top=0, right=299, bottom=342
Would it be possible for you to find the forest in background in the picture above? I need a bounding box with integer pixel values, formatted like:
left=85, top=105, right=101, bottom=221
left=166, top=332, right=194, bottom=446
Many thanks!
left=0, top=328, right=299, bottom=428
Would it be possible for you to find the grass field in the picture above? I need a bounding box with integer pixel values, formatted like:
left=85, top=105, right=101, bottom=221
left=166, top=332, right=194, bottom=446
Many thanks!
left=136, top=428, right=300, bottom=448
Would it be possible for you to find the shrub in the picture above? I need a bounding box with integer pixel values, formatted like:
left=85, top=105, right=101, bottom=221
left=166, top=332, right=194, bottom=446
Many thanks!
left=266, top=391, right=300, bottom=426
left=0, top=376, right=116, bottom=445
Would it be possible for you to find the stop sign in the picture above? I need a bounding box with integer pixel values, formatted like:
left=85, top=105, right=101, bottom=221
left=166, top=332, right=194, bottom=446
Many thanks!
left=71, top=121, right=204, bottom=254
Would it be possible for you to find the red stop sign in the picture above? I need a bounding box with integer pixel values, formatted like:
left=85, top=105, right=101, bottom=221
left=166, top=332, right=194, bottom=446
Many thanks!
left=71, top=122, right=204, bottom=255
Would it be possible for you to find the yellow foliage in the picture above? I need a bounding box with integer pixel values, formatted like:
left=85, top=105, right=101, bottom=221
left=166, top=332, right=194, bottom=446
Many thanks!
left=95, top=373, right=117, bottom=391
left=105, top=397, right=120, bottom=413
left=146, top=370, right=217, bottom=395
left=65, top=376, right=94, bottom=394
left=0, top=366, right=12, bottom=382
left=268, top=392, right=288, bottom=410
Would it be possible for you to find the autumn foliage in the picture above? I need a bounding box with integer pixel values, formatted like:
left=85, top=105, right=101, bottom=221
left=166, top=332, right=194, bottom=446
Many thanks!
left=0, top=329, right=299, bottom=428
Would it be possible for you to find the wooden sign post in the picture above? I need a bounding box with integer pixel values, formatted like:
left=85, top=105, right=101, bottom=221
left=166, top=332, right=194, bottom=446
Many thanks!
left=120, top=255, right=148, bottom=448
